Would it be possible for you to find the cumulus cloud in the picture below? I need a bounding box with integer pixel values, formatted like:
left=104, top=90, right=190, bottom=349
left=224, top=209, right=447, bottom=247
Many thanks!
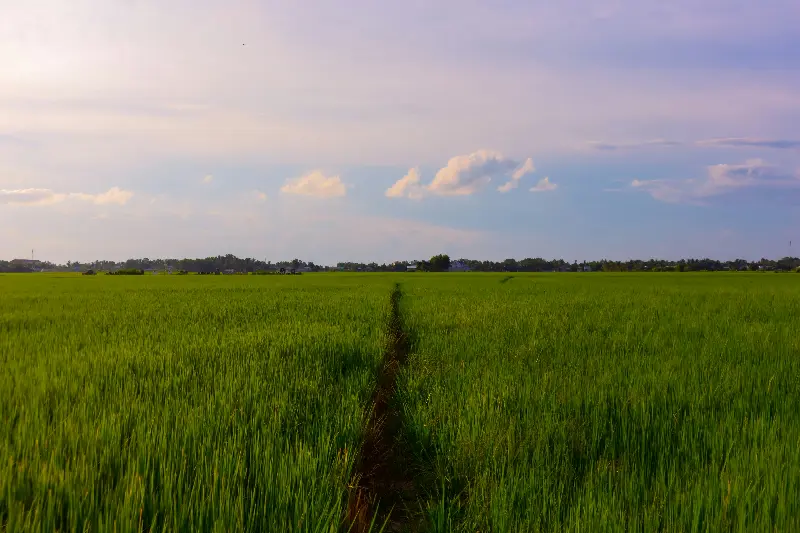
left=202, top=175, right=214, bottom=183
left=386, top=150, right=537, bottom=199
left=385, top=168, right=424, bottom=199
left=630, top=159, right=800, bottom=203
left=0, top=187, right=134, bottom=206
left=530, top=177, right=558, bottom=193
left=695, top=138, right=800, bottom=150
left=428, top=151, right=527, bottom=196
left=280, top=171, right=347, bottom=197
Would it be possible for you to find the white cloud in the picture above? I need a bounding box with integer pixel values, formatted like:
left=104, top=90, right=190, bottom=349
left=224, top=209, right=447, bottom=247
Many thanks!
left=72, top=186, right=134, bottom=205
left=631, top=159, right=800, bottom=203
left=254, top=190, right=268, bottom=201
left=386, top=150, right=537, bottom=199
left=385, top=168, right=424, bottom=199
left=280, top=171, right=347, bottom=197
left=0, top=186, right=133, bottom=206
left=530, top=177, right=558, bottom=193
left=202, top=175, right=214, bottom=184
left=428, top=150, right=518, bottom=196
left=498, top=158, right=535, bottom=193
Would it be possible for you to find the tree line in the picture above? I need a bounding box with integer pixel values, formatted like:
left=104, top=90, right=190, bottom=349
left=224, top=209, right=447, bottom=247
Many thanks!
left=2, top=254, right=800, bottom=273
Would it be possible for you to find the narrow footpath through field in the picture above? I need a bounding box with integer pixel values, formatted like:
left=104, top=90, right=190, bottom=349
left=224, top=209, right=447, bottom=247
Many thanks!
left=346, top=283, right=424, bottom=533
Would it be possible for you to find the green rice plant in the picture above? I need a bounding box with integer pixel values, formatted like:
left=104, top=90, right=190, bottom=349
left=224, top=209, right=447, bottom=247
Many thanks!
left=0, top=273, right=393, bottom=532
left=396, top=273, right=800, bottom=532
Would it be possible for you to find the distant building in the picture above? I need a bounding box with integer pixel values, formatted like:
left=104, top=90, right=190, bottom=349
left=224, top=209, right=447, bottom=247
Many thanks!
left=10, top=259, right=42, bottom=268
left=583, top=265, right=592, bottom=272
left=407, top=264, right=417, bottom=271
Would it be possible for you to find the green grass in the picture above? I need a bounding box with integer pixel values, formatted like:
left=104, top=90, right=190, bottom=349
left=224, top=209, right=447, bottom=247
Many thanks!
left=2, top=272, right=798, bottom=532
left=397, top=273, right=800, bottom=531
left=0, top=274, right=392, bottom=532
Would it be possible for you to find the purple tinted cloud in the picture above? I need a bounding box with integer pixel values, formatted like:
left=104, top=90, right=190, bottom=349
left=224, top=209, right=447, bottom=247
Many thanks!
left=631, top=159, right=800, bottom=204
left=695, top=138, right=800, bottom=150
left=590, top=138, right=800, bottom=151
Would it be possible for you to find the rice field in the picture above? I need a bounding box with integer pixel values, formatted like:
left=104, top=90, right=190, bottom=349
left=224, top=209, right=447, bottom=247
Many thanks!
left=0, top=274, right=391, bottom=532
left=1, top=272, right=798, bottom=532
left=398, top=274, right=800, bottom=532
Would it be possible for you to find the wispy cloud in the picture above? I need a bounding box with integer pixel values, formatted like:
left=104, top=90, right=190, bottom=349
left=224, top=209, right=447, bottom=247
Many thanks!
left=280, top=171, right=347, bottom=197
left=590, top=137, right=800, bottom=152
left=253, top=190, right=268, bottom=201
left=498, top=158, right=535, bottom=193
left=530, top=177, right=558, bottom=193
left=588, top=139, right=684, bottom=151
left=202, top=174, right=214, bottom=184
left=630, top=159, right=800, bottom=203
left=386, top=150, right=537, bottom=199
left=0, top=187, right=134, bottom=206
left=0, top=188, right=65, bottom=206
left=695, top=137, right=800, bottom=150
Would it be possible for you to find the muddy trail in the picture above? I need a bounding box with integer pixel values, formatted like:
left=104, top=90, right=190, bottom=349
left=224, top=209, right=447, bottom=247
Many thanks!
left=346, top=284, right=424, bottom=533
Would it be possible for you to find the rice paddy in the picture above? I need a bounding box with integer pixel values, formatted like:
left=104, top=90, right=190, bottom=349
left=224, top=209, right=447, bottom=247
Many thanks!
left=1, top=272, right=798, bottom=532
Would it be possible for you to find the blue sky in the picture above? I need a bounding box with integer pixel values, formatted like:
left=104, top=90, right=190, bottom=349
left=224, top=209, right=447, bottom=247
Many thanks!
left=1, top=0, right=799, bottom=264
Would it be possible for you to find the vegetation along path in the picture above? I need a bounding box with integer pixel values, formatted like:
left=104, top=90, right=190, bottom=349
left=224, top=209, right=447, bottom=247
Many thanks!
left=347, top=283, right=423, bottom=533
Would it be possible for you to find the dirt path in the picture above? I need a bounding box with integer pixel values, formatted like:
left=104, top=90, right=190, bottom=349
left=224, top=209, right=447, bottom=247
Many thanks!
left=346, top=284, right=424, bottom=533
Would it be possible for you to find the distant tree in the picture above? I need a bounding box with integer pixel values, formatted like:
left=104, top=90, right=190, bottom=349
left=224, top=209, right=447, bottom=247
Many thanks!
left=501, top=258, right=518, bottom=272
left=429, top=254, right=451, bottom=272
left=291, top=258, right=301, bottom=270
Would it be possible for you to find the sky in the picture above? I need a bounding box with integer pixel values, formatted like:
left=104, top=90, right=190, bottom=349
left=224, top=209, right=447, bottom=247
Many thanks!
left=2, top=0, right=800, bottom=264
